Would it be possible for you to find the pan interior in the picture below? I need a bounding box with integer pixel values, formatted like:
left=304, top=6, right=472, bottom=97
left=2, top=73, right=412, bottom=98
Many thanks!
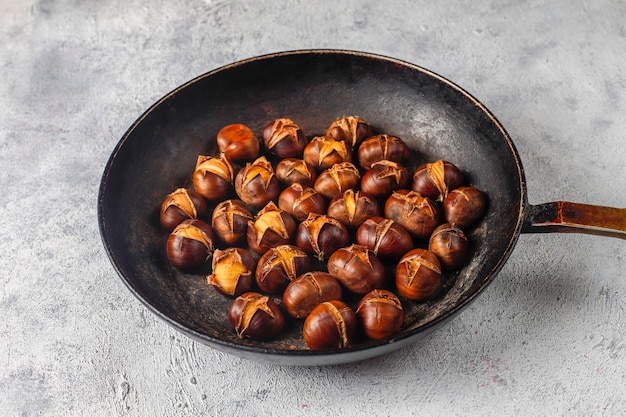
left=98, top=50, right=525, bottom=361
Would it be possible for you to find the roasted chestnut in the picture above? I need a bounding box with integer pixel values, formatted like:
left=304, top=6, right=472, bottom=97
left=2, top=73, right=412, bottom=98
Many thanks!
left=443, top=186, right=487, bottom=228
left=228, top=292, right=285, bottom=340
left=325, top=115, right=373, bottom=148
left=313, top=162, right=361, bottom=199
left=275, top=158, right=317, bottom=187
left=277, top=183, right=326, bottom=222
left=356, top=289, right=403, bottom=340
left=384, top=190, right=440, bottom=240
left=327, top=244, right=386, bottom=295
left=234, top=156, right=281, bottom=209
left=326, top=190, right=380, bottom=229
left=395, top=248, right=442, bottom=302
left=282, top=272, right=343, bottom=319
left=360, top=160, right=410, bottom=198
left=216, top=123, right=260, bottom=162
left=166, top=219, right=215, bottom=270
left=303, top=300, right=357, bottom=350
left=355, top=216, right=413, bottom=261
left=211, top=199, right=254, bottom=246
left=207, top=247, right=256, bottom=297
left=411, top=160, right=465, bottom=202
left=192, top=154, right=234, bottom=201
left=159, top=188, right=207, bottom=230
left=295, top=213, right=350, bottom=261
left=262, top=118, right=308, bottom=158
left=428, top=223, right=470, bottom=270
left=302, top=136, right=352, bottom=171
left=247, top=202, right=297, bottom=254
left=255, top=245, right=311, bottom=294
left=357, top=134, right=411, bottom=170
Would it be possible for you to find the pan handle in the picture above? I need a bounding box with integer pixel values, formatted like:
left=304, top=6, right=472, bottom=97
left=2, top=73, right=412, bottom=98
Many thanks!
left=522, top=201, right=626, bottom=239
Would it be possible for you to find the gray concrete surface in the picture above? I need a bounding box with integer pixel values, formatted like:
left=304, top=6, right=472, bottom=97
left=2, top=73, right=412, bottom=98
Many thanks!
left=1, top=0, right=625, bottom=416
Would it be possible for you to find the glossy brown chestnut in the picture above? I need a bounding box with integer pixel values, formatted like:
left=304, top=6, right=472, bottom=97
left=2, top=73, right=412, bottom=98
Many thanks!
left=395, top=248, right=442, bottom=302
left=302, top=136, right=352, bottom=171
left=357, top=134, right=412, bottom=170
left=192, top=154, right=234, bottom=201
left=216, top=123, right=260, bottom=162
left=360, top=160, right=410, bottom=198
left=443, top=186, right=487, bottom=228
left=295, top=213, right=350, bottom=261
left=384, top=190, right=440, bottom=240
left=211, top=199, right=254, bottom=246
left=228, top=292, right=285, bottom=340
left=262, top=118, right=308, bottom=158
left=313, top=162, right=361, bottom=199
left=247, top=202, right=297, bottom=254
left=159, top=188, right=207, bottom=230
left=303, top=300, right=357, bottom=350
left=327, top=244, right=386, bottom=295
left=411, top=160, right=465, bottom=202
left=207, top=247, right=256, bottom=297
left=326, top=190, right=380, bottom=229
left=275, top=158, right=317, bottom=187
left=356, top=289, right=404, bottom=340
left=355, top=216, right=413, bottom=261
left=283, top=272, right=343, bottom=319
left=325, top=115, right=373, bottom=148
left=234, top=156, right=281, bottom=209
left=255, top=245, right=311, bottom=294
left=428, top=223, right=470, bottom=270
left=166, top=219, right=215, bottom=270
left=277, top=183, right=326, bottom=222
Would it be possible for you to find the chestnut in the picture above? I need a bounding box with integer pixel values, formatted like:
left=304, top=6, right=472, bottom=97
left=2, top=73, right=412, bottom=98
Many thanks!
left=313, top=162, right=361, bottom=199
left=207, top=247, right=256, bottom=297
left=275, top=158, right=317, bottom=187
left=443, top=186, right=487, bottom=228
left=303, top=300, right=357, bottom=350
left=159, top=188, right=207, bottom=230
left=356, top=289, right=403, bottom=340
left=283, top=272, right=342, bottom=319
left=411, top=160, right=465, bottom=202
left=216, top=123, right=260, bottom=162
left=360, top=160, right=410, bottom=198
left=211, top=199, right=254, bottom=246
left=166, top=219, right=215, bottom=270
left=192, top=154, right=234, bottom=201
left=326, top=190, right=380, bottom=229
left=428, top=223, right=470, bottom=270
left=395, top=248, right=442, bottom=302
left=228, top=292, right=285, bottom=340
left=295, top=213, right=350, bottom=262
left=277, top=183, right=326, bottom=222
left=357, top=134, right=411, bottom=170
left=384, top=190, right=440, bottom=240
left=234, top=156, right=281, bottom=209
left=255, top=245, right=311, bottom=294
left=325, top=115, right=373, bottom=148
left=327, top=244, right=386, bottom=295
left=247, top=202, right=297, bottom=254
left=355, top=216, right=413, bottom=261
left=262, top=118, right=308, bottom=158
left=302, top=136, right=352, bottom=171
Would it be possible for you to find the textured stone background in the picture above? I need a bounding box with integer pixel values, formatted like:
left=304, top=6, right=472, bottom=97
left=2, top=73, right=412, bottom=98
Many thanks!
left=1, top=0, right=625, bottom=416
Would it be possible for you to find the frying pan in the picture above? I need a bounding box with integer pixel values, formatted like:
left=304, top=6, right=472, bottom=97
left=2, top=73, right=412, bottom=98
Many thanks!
left=98, top=50, right=625, bottom=366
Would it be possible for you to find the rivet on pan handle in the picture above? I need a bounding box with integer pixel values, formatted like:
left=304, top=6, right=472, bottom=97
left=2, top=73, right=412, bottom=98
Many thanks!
left=522, top=201, right=626, bottom=239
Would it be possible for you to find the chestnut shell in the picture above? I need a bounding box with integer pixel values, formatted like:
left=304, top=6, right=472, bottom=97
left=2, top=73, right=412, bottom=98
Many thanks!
left=228, top=292, right=285, bottom=340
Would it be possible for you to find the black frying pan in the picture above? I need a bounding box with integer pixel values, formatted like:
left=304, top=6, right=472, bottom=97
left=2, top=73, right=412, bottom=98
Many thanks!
left=98, top=50, right=625, bottom=366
